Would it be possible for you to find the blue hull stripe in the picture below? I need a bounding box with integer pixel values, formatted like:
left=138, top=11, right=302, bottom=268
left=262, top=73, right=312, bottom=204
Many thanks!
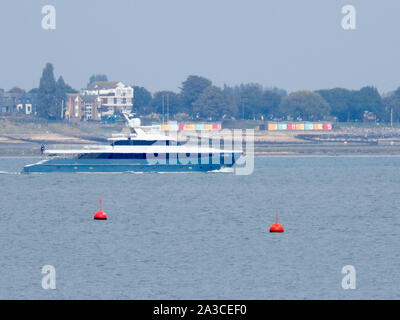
left=23, top=160, right=238, bottom=173
left=23, top=163, right=231, bottom=173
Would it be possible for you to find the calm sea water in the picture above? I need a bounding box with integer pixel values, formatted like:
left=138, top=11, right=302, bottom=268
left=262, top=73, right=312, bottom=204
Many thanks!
left=0, top=156, right=399, bottom=299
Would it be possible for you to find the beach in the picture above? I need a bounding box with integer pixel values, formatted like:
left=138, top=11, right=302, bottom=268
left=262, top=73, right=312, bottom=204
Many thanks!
left=2, top=117, right=400, bottom=157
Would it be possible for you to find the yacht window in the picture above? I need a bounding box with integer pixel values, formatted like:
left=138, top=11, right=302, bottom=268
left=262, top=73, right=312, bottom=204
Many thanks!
left=113, top=140, right=157, bottom=146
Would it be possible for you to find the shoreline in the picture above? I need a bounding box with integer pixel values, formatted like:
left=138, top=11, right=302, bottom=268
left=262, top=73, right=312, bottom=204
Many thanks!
left=2, top=143, right=400, bottom=157
left=3, top=154, right=400, bottom=159
left=2, top=119, right=400, bottom=157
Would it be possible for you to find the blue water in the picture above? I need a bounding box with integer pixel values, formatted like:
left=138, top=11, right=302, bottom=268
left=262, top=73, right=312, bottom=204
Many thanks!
left=0, top=156, right=399, bottom=299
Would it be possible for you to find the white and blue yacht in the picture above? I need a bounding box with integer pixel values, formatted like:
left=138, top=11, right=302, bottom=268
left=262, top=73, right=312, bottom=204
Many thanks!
left=23, top=113, right=242, bottom=173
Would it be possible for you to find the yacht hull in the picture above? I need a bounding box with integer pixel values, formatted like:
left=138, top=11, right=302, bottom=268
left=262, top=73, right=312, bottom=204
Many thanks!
left=23, top=156, right=239, bottom=173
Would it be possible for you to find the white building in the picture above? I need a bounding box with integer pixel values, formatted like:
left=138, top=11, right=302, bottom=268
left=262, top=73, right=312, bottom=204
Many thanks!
left=83, top=81, right=134, bottom=117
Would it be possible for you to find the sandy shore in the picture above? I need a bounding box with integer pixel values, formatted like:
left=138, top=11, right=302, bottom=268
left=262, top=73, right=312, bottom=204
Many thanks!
left=2, top=138, right=400, bottom=157
left=2, top=116, right=400, bottom=156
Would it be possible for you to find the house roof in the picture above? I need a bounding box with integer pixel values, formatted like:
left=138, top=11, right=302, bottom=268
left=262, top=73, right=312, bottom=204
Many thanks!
left=87, top=81, right=121, bottom=90
left=7, top=87, right=25, bottom=94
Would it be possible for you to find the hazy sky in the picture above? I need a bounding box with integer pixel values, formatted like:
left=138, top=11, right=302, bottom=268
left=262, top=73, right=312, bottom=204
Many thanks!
left=0, top=0, right=399, bottom=94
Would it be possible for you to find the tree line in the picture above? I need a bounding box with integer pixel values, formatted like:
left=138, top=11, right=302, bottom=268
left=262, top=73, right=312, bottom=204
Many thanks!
left=32, top=63, right=400, bottom=122
left=134, top=76, right=400, bottom=123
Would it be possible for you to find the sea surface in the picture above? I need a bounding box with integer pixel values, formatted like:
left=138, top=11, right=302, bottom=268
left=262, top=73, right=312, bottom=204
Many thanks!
left=0, top=156, right=399, bottom=299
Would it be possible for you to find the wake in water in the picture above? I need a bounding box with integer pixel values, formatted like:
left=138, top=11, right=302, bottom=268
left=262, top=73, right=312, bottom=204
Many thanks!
left=124, top=169, right=233, bottom=174
left=126, top=171, right=198, bottom=174
left=208, top=167, right=234, bottom=173
left=0, top=171, right=20, bottom=175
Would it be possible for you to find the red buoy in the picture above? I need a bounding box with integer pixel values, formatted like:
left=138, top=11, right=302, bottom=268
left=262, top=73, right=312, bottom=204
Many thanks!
left=94, top=198, right=107, bottom=220
left=270, top=211, right=284, bottom=233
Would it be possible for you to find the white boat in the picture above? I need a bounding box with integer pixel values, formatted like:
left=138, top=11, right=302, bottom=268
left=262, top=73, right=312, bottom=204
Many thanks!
left=23, top=113, right=243, bottom=173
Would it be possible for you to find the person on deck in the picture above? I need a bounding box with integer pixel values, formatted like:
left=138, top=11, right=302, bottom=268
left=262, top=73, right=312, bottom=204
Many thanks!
left=40, top=144, right=46, bottom=155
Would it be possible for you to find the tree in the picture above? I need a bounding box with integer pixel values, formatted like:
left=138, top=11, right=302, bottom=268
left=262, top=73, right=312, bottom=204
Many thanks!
left=383, top=87, right=400, bottom=123
left=192, top=86, right=234, bottom=120
left=222, top=85, right=239, bottom=119
left=222, top=84, right=285, bottom=120
left=317, top=88, right=353, bottom=122
left=150, top=91, right=182, bottom=119
left=236, top=84, right=264, bottom=120
left=55, top=76, right=77, bottom=118
left=260, top=90, right=282, bottom=119
left=349, top=86, right=383, bottom=121
left=55, top=76, right=67, bottom=118
left=28, top=88, right=39, bottom=94
left=317, top=86, right=383, bottom=122
left=132, top=86, right=152, bottom=115
left=181, top=75, right=212, bottom=115
left=37, top=63, right=57, bottom=119
left=279, top=90, right=330, bottom=121
left=88, top=74, right=108, bottom=86
left=37, top=63, right=77, bottom=119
